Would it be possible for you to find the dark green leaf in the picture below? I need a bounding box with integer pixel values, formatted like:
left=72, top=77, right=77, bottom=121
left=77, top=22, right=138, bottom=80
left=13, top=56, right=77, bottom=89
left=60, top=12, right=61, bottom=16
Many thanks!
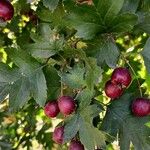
left=60, top=65, right=86, bottom=89
left=7, top=48, right=40, bottom=75
left=6, top=48, right=47, bottom=108
left=86, top=38, right=120, bottom=68
left=121, top=0, right=140, bottom=13
left=29, top=69, right=47, bottom=107
left=76, top=88, right=94, bottom=109
left=141, top=38, right=150, bottom=74
left=0, top=63, right=20, bottom=83
left=37, top=5, right=65, bottom=27
left=44, top=66, right=60, bottom=100
left=23, top=24, right=64, bottom=59
left=0, top=82, right=10, bottom=103
left=9, top=77, right=30, bottom=110
left=79, top=120, right=106, bottom=150
left=96, top=0, right=124, bottom=24
left=85, top=58, right=103, bottom=89
left=43, top=0, right=59, bottom=12
left=141, top=0, right=150, bottom=12
left=64, top=114, right=81, bottom=142
left=110, top=13, right=138, bottom=33
left=80, top=104, right=103, bottom=123
left=64, top=0, right=104, bottom=39
left=136, top=13, right=150, bottom=34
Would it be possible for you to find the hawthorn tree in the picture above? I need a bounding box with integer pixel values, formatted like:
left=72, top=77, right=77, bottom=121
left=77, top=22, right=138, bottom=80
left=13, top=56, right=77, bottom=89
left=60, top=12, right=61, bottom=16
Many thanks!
left=0, top=0, right=150, bottom=150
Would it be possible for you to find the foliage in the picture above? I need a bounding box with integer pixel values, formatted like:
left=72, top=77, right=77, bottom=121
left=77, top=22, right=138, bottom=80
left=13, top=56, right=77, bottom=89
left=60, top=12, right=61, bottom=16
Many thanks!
left=0, top=0, right=150, bottom=150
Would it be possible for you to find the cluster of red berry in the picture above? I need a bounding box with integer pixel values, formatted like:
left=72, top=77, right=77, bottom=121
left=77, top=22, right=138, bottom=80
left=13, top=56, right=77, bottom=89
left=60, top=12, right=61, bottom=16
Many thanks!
left=105, top=67, right=150, bottom=117
left=44, top=96, right=84, bottom=150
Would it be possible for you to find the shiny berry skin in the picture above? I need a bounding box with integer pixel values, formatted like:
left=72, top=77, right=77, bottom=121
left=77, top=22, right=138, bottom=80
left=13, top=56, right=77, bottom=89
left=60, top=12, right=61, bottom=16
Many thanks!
left=111, top=67, right=132, bottom=87
left=69, top=140, right=84, bottom=150
left=132, top=98, right=150, bottom=117
left=58, top=96, right=76, bottom=115
left=0, top=0, right=14, bottom=21
left=52, top=126, right=64, bottom=144
left=105, top=80, right=124, bottom=99
left=44, top=101, right=60, bottom=118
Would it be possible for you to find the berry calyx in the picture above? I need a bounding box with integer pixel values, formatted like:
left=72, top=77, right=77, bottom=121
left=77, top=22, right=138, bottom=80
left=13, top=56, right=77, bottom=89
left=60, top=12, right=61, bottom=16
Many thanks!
left=69, top=140, right=84, bottom=150
left=52, top=126, right=64, bottom=144
left=44, top=101, right=60, bottom=118
left=111, top=67, right=132, bottom=87
left=0, top=0, right=14, bottom=21
left=58, top=96, right=76, bottom=115
left=132, top=98, right=150, bottom=117
left=105, top=80, right=124, bottom=99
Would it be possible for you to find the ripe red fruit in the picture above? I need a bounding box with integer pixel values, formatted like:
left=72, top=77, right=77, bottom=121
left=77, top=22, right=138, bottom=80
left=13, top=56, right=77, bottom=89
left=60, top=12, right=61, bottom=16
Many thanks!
left=44, top=101, right=60, bottom=118
left=0, top=0, right=14, bottom=21
left=52, top=126, right=64, bottom=144
left=105, top=80, right=124, bottom=99
left=69, top=140, right=84, bottom=150
left=111, top=67, right=132, bottom=87
left=132, top=98, right=150, bottom=117
left=58, top=96, right=76, bottom=115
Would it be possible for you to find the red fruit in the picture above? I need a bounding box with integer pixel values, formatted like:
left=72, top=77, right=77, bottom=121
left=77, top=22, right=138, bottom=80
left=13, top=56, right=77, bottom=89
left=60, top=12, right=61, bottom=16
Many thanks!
left=44, top=101, right=60, bottom=118
left=52, top=126, right=64, bottom=144
left=105, top=80, right=124, bottom=99
left=69, top=140, right=84, bottom=150
left=0, top=0, right=14, bottom=21
left=111, top=67, right=132, bottom=87
left=58, top=96, right=76, bottom=115
left=132, top=98, right=150, bottom=117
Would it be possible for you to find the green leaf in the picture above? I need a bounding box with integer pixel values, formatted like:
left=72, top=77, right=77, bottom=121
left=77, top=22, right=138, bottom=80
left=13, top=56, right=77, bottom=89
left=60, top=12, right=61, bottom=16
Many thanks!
left=136, top=13, right=150, bottom=34
left=0, top=63, right=21, bottom=103
left=79, top=120, right=106, bottom=150
left=64, top=0, right=104, bottom=39
left=64, top=114, right=81, bottom=142
left=7, top=48, right=40, bottom=75
left=80, top=104, right=103, bottom=123
left=9, top=77, right=30, bottom=110
left=85, top=58, right=103, bottom=89
left=6, top=48, right=47, bottom=108
left=96, top=0, right=124, bottom=24
left=76, top=88, right=94, bottom=109
left=0, top=63, right=20, bottom=83
left=141, top=0, right=150, bottom=12
left=86, top=38, right=120, bottom=68
left=0, top=82, right=10, bottom=103
left=121, top=0, right=140, bottom=13
left=109, top=13, right=138, bottom=33
left=104, top=0, right=124, bottom=25
left=60, top=65, right=86, bottom=89
left=29, top=69, right=47, bottom=107
left=43, top=0, right=59, bottom=12
left=101, top=93, right=150, bottom=150
left=141, top=38, right=150, bottom=74
left=37, top=5, right=65, bottom=27
left=44, top=66, right=61, bottom=100
left=23, top=24, right=64, bottom=59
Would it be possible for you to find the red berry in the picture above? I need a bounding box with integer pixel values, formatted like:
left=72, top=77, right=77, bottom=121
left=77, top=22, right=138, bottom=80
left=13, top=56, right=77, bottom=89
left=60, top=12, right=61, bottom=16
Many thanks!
left=58, top=96, right=76, bottom=115
left=44, top=101, right=60, bottom=118
left=132, top=98, right=150, bottom=117
left=111, top=67, right=132, bottom=87
left=0, top=0, right=14, bottom=21
left=105, top=80, right=124, bottom=99
left=69, top=140, right=84, bottom=150
left=52, top=126, right=64, bottom=144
